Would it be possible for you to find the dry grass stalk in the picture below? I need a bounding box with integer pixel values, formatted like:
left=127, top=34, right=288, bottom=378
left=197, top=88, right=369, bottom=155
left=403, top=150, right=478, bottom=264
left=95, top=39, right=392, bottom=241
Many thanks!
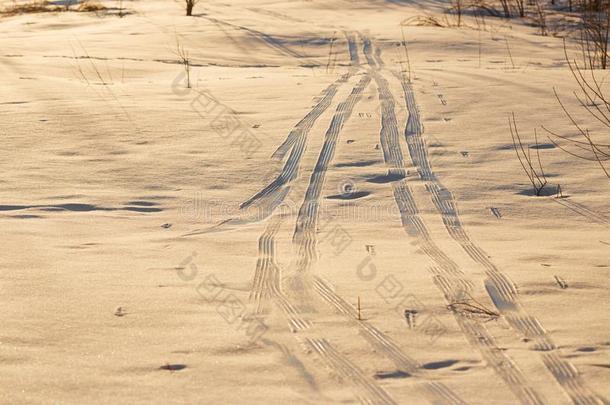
left=505, top=37, right=516, bottom=68
left=533, top=0, right=548, bottom=36
left=325, top=32, right=337, bottom=74
left=402, top=15, right=450, bottom=28
left=174, top=38, right=191, bottom=89
left=542, top=41, right=610, bottom=179
left=554, top=275, right=568, bottom=289
left=448, top=291, right=500, bottom=320
left=450, top=0, right=464, bottom=26
left=580, top=7, right=610, bottom=69
left=470, top=0, right=503, bottom=18
left=77, top=0, right=105, bottom=12
left=1, top=0, right=107, bottom=15
left=509, top=113, right=549, bottom=196
left=399, top=23, right=413, bottom=83
left=499, top=0, right=512, bottom=18
left=1, top=0, right=57, bottom=15
left=514, top=0, right=525, bottom=17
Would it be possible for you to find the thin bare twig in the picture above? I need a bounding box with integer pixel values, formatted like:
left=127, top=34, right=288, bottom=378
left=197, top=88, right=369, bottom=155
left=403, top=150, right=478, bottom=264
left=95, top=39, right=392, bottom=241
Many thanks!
left=509, top=113, right=548, bottom=195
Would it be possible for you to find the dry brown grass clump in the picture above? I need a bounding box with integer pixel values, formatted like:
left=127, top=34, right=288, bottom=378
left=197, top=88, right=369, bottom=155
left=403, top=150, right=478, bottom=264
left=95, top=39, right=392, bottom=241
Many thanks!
left=509, top=113, right=549, bottom=196
left=76, top=0, right=106, bottom=12
left=402, top=15, right=452, bottom=27
left=1, top=1, right=58, bottom=16
left=448, top=291, right=500, bottom=321
left=1, top=0, right=107, bottom=16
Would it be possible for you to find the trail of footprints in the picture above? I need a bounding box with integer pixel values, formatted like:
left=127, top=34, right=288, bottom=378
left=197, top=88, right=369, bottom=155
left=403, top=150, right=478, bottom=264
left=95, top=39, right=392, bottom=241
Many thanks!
left=236, top=31, right=604, bottom=405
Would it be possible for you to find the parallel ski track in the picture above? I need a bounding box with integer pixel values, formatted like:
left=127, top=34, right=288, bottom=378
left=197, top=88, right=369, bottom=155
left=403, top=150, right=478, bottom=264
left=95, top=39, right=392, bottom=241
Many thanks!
left=248, top=36, right=463, bottom=404
left=241, top=35, right=361, bottom=211
left=250, top=214, right=311, bottom=331
left=553, top=198, right=610, bottom=228
left=305, top=338, right=398, bottom=405
left=248, top=35, right=362, bottom=328
left=367, top=39, right=545, bottom=405
left=292, top=73, right=372, bottom=270
left=313, top=277, right=467, bottom=405
left=202, top=16, right=310, bottom=61
left=287, top=34, right=468, bottom=405
left=246, top=36, right=399, bottom=405
left=273, top=74, right=396, bottom=404
left=240, top=74, right=350, bottom=210
left=392, top=47, right=605, bottom=405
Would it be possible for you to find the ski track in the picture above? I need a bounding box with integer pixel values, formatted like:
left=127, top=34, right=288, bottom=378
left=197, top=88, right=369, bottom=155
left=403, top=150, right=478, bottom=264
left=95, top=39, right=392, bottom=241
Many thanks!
left=286, top=33, right=468, bottom=405
left=247, top=36, right=362, bottom=326
left=240, top=77, right=344, bottom=210
left=292, top=73, right=371, bottom=270
left=367, top=38, right=546, bottom=405
left=246, top=36, right=399, bottom=405
left=391, top=43, right=605, bottom=405
left=552, top=198, right=610, bottom=228
left=248, top=34, right=465, bottom=404
left=313, top=276, right=467, bottom=405
left=305, top=338, right=398, bottom=405
left=202, top=16, right=310, bottom=61
left=271, top=34, right=360, bottom=160
left=14, top=15, right=606, bottom=404
left=275, top=76, right=394, bottom=405
left=241, top=35, right=361, bottom=212
left=244, top=31, right=601, bottom=405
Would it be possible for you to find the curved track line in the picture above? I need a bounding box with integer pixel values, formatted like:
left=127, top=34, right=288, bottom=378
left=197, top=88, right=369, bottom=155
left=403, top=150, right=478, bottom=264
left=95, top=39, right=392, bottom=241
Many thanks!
left=240, top=75, right=346, bottom=210
left=275, top=75, right=398, bottom=403
left=248, top=213, right=312, bottom=330
left=277, top=34, right=469, bottom=404
left=188, top=38, right=362, bottom=236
